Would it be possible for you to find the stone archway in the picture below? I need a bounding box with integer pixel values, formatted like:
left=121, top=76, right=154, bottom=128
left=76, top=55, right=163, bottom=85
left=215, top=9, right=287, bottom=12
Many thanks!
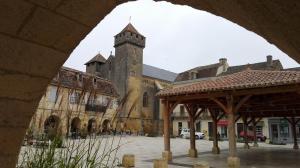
left=102, top=119, right=111, bottom=134
left=1, top=1, right=300, bottom=167
left=87, top=118, right=97, bottom=134
left=44, top=115, right=60, bottom=139
left=70, top=117, right=81, bottom=138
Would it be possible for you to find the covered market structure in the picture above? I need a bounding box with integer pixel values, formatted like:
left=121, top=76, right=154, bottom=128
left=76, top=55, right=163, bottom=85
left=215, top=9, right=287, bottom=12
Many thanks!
left=157, top=69, right=300, bottom=167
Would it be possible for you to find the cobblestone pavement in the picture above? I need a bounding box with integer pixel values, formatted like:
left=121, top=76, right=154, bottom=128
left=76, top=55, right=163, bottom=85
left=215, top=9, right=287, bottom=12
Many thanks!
left=115, top=136, right=300, bottom=168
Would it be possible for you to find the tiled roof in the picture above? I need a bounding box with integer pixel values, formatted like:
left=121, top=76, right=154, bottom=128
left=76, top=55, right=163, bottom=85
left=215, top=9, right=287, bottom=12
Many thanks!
left=85, top=53, right=106, bottom=65
left=119, top=23, right=143, bottom=36
left=221, top=60, right=282, bottom=75
left=143, top=64, right=177, bottom=82
left=52, top=67, right=118, bottom=97
left=157, top=70, right=300, bottom=97
left=284, top=67, right=300, bottom=71
left=175, top=63, right=221, bottom=81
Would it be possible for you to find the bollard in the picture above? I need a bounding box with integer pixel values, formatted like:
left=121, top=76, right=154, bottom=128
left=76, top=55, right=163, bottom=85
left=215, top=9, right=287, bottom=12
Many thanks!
left=122, top=154, right=135, bottom=167
left=194, top=161, right=209, bottom=168
left=153, top=159, right=168, bottom=168
left=228, top=157, right=240, bottom=168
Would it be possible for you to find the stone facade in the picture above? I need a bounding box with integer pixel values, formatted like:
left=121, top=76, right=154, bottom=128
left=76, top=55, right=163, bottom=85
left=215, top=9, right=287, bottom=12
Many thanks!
left=28, top=67, right=119, bottom=137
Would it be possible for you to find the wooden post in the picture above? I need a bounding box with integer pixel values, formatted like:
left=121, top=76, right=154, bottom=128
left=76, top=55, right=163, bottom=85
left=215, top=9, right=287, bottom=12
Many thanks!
left=285, top=117, right=299, bottom=150
left=212, top=117, right=220, bottom=154
left=162, top=100, right=172, bottom=161
left=185, top=104, right=201, bottom=158
left=242, top=116, right=250, bottom=149
left=227, top=104, right=237, bottom=158
left=209, top=109, right=221, bottom=154
left=291, top=117, right=299, bottom=150
left=211, top=95, right=251, bottom=168
left=189, top=115, right=197, bottom=157
left=252, top=118, right=258, bottom=147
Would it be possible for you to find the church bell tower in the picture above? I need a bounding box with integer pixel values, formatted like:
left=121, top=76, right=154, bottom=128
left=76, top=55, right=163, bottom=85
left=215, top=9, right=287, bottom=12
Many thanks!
left=113, top=23, right=146, bottom=133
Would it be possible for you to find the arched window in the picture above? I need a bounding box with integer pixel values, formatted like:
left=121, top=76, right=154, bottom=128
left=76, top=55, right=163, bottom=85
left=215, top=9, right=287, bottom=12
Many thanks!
left=143, top=92, right=148, bottom=107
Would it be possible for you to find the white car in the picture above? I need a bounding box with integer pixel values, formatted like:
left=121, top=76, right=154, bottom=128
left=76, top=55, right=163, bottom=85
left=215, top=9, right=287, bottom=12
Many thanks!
left=180, top=128, right=205, bottom=139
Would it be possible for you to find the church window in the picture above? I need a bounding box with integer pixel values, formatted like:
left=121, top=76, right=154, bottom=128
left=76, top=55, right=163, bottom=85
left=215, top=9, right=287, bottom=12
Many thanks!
left=76, top=73, right=83, bottom=82
left=143, top=92, right=148, bottom=107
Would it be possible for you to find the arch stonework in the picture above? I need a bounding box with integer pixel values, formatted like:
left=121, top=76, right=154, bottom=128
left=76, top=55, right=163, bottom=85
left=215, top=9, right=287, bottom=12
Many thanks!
left=0, top=0, right=300, bottom=167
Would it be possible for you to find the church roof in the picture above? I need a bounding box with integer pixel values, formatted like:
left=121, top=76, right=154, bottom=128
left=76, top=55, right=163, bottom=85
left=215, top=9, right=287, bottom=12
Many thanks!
left=118, top=23, right=143, bottom=36
left=85, top=53, right=106, bottom=65
left=143, top=64, right=177, bottom=82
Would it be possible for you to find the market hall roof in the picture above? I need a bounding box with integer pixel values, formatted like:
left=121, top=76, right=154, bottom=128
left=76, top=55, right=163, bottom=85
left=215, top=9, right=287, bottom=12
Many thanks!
left=157, top=69, right=300, bottom=97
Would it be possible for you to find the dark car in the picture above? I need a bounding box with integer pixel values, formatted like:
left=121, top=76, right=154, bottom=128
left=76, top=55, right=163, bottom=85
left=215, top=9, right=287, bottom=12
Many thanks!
left=239, top=131, right=266, bottom=141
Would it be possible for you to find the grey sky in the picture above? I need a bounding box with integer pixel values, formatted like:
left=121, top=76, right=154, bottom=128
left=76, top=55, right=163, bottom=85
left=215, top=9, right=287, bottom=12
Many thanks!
left=65, top=0, right=299, bottom=73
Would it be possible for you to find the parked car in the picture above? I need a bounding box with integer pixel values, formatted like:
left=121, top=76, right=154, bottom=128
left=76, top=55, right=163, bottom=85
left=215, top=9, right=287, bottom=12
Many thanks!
left=180, top=128, right=205, bottom=139
left=239, top=131, right=266, bottom=141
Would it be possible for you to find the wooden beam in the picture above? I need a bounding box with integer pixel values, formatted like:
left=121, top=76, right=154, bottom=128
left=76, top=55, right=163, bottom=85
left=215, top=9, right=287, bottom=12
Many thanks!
left=210, top=97, right=228, bottom=113
left=217, top=112, right=225, bottom=121
left=234, top=95, right=252, bottom=113
left=194, top=108, right=205, bottom=120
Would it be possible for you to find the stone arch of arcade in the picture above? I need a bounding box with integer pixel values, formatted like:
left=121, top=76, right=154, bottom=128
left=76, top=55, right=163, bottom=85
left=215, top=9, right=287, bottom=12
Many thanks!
left=1, top=0, right=300, bottom=167
left=101, top=119, right=111, bottom=134
left=44, top=115, right=61, bottom=136
left=70, top=117, right=81, bottom=138
left=87, top=118, right=97, bottom=134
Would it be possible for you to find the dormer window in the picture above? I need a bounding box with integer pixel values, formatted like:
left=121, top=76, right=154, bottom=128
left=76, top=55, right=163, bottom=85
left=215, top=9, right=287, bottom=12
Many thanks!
left=190, top=71, right=197, bottom=80
left=76, top=73, right=83, bottom=82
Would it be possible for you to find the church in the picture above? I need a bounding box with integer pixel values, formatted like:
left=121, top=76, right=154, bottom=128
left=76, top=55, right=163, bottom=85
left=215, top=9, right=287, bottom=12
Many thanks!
left=85, top=23, right=177, bottom=135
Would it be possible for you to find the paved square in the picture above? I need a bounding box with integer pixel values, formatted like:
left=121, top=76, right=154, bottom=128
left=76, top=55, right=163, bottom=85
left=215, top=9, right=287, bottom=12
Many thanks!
left=115, top=136, right=300, bottom=168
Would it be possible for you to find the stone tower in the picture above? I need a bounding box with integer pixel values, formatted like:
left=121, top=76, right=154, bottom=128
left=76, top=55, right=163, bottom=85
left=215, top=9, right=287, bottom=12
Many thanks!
left=113, top=23, right=146, bottom=133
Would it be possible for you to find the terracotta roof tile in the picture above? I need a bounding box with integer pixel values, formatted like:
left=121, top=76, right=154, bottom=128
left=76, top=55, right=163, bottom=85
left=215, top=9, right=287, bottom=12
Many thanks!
left=157, top=70, right=300, bottom=97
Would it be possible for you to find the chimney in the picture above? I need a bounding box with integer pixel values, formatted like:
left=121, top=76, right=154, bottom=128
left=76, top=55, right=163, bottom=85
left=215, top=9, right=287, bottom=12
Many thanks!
left=219, top=58, right=227, bottom=65
left=267, top=55, right=273, bottom=66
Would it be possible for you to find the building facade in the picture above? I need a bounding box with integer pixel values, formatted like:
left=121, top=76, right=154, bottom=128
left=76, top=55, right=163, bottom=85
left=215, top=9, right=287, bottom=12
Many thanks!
left=29, top=67, right=119, bottom=138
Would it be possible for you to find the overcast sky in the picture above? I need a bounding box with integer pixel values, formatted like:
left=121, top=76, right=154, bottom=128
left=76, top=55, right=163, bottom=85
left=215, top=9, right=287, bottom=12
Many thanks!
left=64, top=0, right=299, bottom=73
